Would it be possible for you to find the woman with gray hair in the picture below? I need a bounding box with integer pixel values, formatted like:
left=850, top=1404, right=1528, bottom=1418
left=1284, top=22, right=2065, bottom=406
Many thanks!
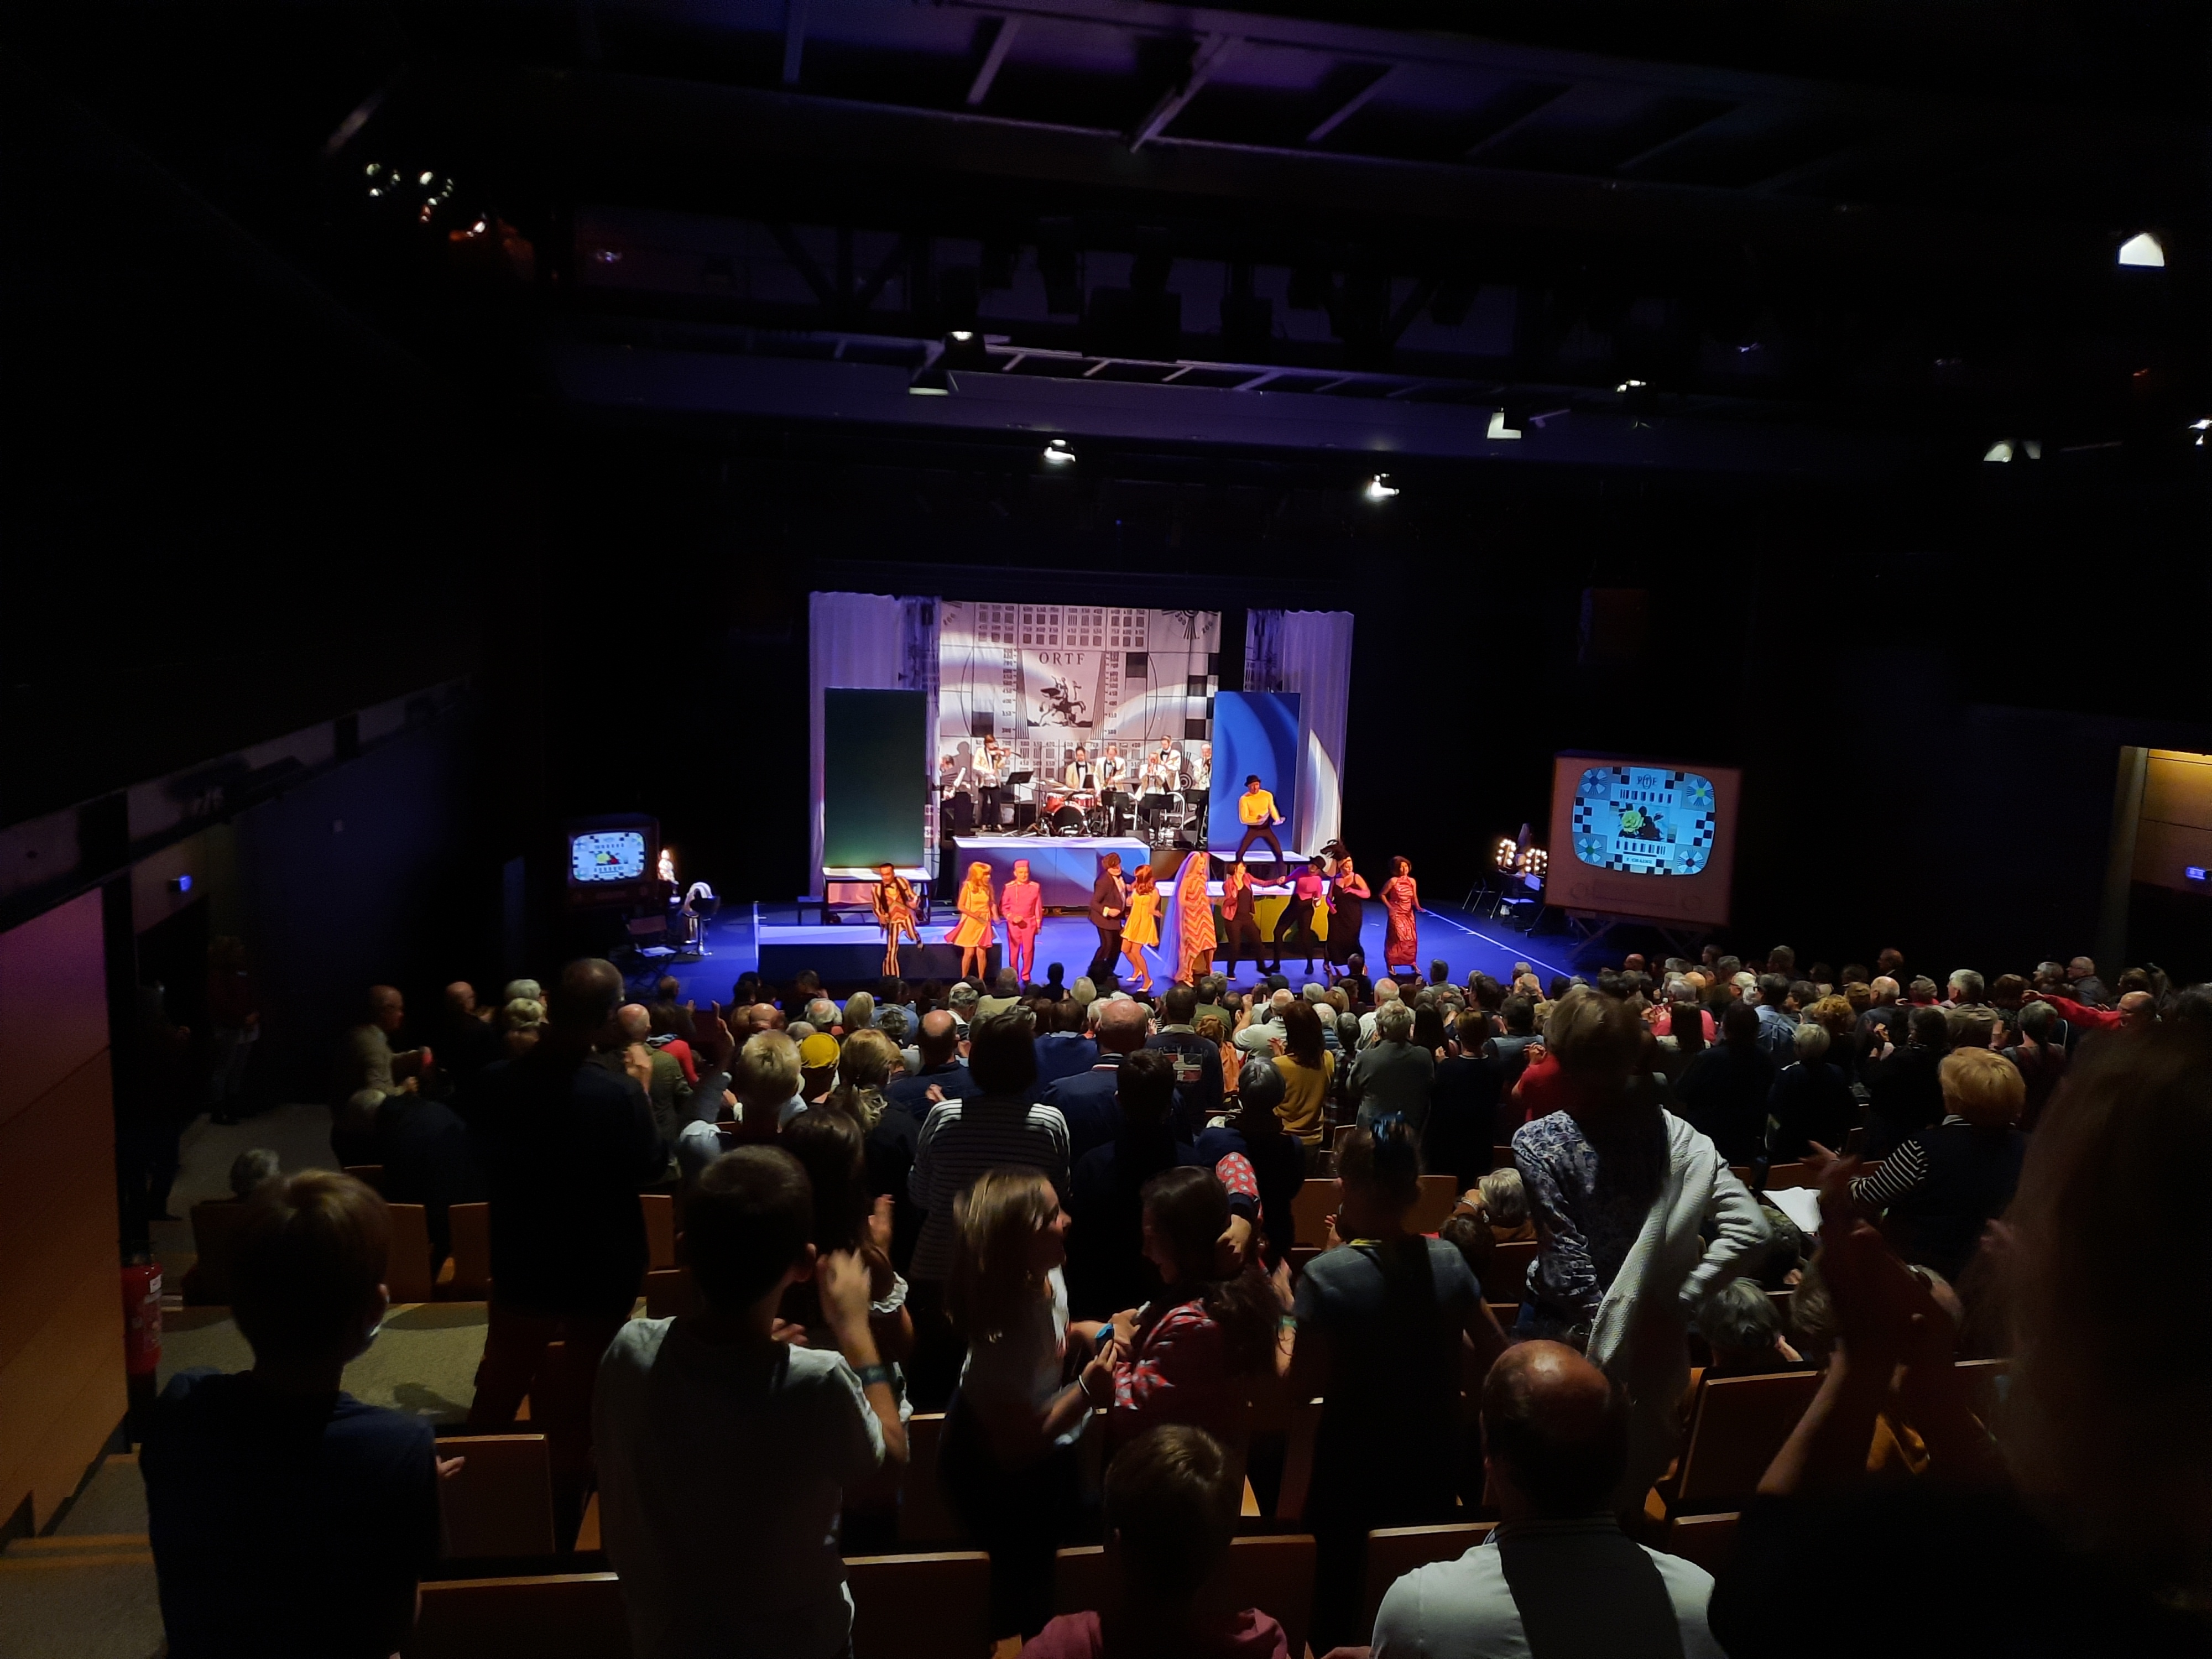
left=1347, top=998, right=1435, bottom=1135
left=1764, top=1020, right=1856, bottom=1163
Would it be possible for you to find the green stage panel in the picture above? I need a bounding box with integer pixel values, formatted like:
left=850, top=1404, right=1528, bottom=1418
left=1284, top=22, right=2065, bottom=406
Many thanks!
left=823, top=687, right=926, bottom=870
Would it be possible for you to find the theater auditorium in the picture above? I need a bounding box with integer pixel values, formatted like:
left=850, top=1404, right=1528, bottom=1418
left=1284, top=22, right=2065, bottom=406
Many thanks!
left=3, top=3, right=2210, bottom=1656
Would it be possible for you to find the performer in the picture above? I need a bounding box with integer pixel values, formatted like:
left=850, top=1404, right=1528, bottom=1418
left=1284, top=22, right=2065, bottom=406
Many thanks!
left=973, top=738, right=1006, bottom=830
left=1326, top=854, right=1370, bottom=981
left=1272, top=855, right=1328, bottom=976
left=872, top=862, right=921, bottom=978
left=946, top=860, right=998, bottom=982
left=1064, top=745, right=1098, bottom=790
left=1119, top=863, right=1161, bottom=993
left=1187, top=742, right=1213, bottom=841
left=1170, top=848, right=1215, bottom=985
left=1381, top=855, right=1421, bottom=979
left=1155, top=739, right=1183, bottom=792
left=1000, top=858, right=1043, bottom=987
left=1087, top=852, right=1127, bottom=984
left=1100, top=743, right=1131, bottom=834
left=1233, top=774, right=1287, bottom=878
left=1219, top=859, right=1282, bottom=978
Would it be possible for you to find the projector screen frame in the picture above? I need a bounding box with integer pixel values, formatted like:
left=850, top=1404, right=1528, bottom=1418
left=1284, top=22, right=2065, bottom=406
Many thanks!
left=1543, top=753, right=1741, bottom=929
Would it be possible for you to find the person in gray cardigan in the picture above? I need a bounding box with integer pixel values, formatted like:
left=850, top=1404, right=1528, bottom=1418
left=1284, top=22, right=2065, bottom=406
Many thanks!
left=1349, top=1000, right=1435, bottom=1134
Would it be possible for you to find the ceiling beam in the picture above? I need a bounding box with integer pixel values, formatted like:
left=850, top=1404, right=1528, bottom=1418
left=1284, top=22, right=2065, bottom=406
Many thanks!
left=1462, top=85, right=1578, bottom=161
left=1614, top=103, right=1746, bottom=174
left=966, top=16, right=1022, bottom=107
left=783, top=0, right=809, bottom=86
left=1131, top=34, right=1242, bottom=150
left=1305, top=64, right=1396, bottom=145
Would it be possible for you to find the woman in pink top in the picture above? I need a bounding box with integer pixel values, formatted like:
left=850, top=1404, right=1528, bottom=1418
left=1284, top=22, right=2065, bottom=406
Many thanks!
left=1001, top=859, right=1044, bottom=986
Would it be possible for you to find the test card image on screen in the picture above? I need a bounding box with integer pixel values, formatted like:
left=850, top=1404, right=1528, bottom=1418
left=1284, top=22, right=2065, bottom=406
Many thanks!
left=571, top=831, right=648, bottom=883
left=1569, top=766, right=1717, bottom=877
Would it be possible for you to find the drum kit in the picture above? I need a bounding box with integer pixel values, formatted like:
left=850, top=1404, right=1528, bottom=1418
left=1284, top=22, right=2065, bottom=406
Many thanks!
left=1037, top=789, right=1110, bottom=837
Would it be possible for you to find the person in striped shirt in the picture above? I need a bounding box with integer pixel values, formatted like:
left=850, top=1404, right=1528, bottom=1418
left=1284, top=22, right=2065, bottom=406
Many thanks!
left=907, top=1007, right=1071, bottom=1285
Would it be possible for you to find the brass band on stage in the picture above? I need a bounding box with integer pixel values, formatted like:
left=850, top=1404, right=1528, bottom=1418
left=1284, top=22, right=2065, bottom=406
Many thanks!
left=937, top=739, right=1213, bottom=843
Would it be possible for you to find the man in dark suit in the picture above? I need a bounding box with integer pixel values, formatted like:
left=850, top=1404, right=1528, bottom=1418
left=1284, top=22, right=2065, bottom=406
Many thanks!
left=1032, top=998, right=1100, bottom=1090
left=1087, top=853, right=1126, bottom=984
left=884, top=1010, right=980, bottom=1117
left=1040, top=995, right=1149, bottom=1163
left=1145, top=983, right=1224, bottom=1134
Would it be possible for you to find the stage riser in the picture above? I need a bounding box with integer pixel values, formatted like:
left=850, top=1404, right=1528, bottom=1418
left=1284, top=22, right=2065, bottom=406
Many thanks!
left=758, top=939, right=997, bottom=988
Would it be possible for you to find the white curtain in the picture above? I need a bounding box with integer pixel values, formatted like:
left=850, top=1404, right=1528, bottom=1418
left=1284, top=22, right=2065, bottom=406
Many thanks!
left=808, top=592, right=939, bottom=893
left=1244, top=609, right=1354, bottom=854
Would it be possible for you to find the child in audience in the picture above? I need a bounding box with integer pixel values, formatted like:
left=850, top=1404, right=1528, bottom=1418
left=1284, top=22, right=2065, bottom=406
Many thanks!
left=1019, top=1424, right=1292, bottom=1658
left=1698, top=1276, right=1806, bottom=1376
left=593, top=1146, right=907, bottom=1659
left=939, top=1168, right=1117, bottom=1639
left=143, top=1171, right=446, bottom=1659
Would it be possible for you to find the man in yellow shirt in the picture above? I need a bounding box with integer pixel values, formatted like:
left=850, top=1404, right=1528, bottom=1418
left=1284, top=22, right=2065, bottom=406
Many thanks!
left=1234, top=773, right=1287, bottom=877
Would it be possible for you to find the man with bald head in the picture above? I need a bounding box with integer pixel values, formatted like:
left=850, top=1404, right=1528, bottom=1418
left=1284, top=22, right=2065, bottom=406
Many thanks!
left=341, top=984, right=424, bottom=1102
left=885, top=1009, right=981, bottom=1118
left=614, top=1003, right=692, bottom=1177
left=463, top=958, right=667, bottom=1525
left=1042, top=995, right=1153, bottom=1162
left=1370, top=1340, right=1724, bottom=1658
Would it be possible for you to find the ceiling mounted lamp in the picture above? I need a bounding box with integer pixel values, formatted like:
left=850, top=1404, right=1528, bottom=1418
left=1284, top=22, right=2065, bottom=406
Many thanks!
left=1365, top=473, right=1400, bottom=500
left=1043, top=438, right=1076, bottom=465
left=2116, top=232, right=2166, bottom=268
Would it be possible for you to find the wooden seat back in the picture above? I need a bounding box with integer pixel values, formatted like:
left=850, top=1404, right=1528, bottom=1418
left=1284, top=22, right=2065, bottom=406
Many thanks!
left=1272, top=1397, right=1323, bottom=1523
left=1407, top=1173, right=1458, bottom=1233
left=185, top=1200, right=248, bottom=1304
left=437, top=1434, right=555, bottom=1559
left=1364, top=1522, right=1494, bottom=1634
left=846, top=1551, right=991, bottom=1659
left=1486, top=1238, right=1539, bottom=1301
left=384, top=1202, right=436, bottom=1303
left=1673, top=1370, right=1823, bottom=1507
left=1762, top=1161, right=1815, bottom=1190
left=643, top=1266, right=699, bottom=1319
left=1052, top=1536, right=1314, bottom=1659
left=342, top=1163, right=385, bottom=1193
left=1291, top=1178, right=1337, bottom=1249
left=446, top=1202, right=492, bottom=1298
left=1491, top=1143, right=1515, bottom=1171
left=1665, top=1511, right=1739, bottom=1574
left=413, top=1572, right=627, bottom=1659
left=640, top=1192, right=676, bottom=1271
left=896, top=1414, right=961, bottom=1545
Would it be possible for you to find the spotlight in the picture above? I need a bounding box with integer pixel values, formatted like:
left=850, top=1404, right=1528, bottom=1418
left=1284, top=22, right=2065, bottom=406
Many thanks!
left=1365, top=473, right=1401, bottom=500
left=2022, top=439, right=2043, bottom=460
left=940, top=331, right=988, bottom=371
left=1494, top=837, right=1519, bottom=871
left=1615, top=378, right=1647, bottom=394
left=949, top=330, right=975, bottom=342
left=1043, top=439, right=1076, bottom=465
left=1486, top=410, right=1522, bottom=440
left=1983, top=441, right=2015, bottom=463
left=365, top=163, right=380, bottom=176
left=418, top=170, right=434, bottom=186
left=2117, top=232, right=2166, bottom=268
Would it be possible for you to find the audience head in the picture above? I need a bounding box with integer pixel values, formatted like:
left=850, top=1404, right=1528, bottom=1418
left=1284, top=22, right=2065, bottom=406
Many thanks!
left=780, top=1107, right=870, bottom=1256
left=1159, top=984, right=1197, bottom=1027
left=503, top=978, right=542, bottom=1006
left=444, top=982, right=476, bottom=1016
left=1374, top=1000, right=1415, bottom=1044
left=951, top=1168, right=1065, bottom=1339
left=1870, top=974, right=1900, bottom=1005
left=735, top=1030, right=802, bottom=1113
left=228, top=1147, right=282, bottom=1201
left=1280, top=998, right=1325, bottom=1068
left=684, top=1147, right=815, bottom=1312
left=1909, top=1005, right=1951, bottom=1049
left=1756, top=972, right=1791, bottom=1010
left=1939, top=1046, right=2026, bottom=1128
left=1438, top=1212, right=1495, bottom=1282
left=966, top=1006, right=1040, bottom=1095
left=2015, top=999, right=2057, bottom=1043
left=1115, top=1048, right=1178, bottom=1129
left=948, top=983, right=979, bottom=1020
left=1700, top=1278, right=1789, bottom=1373
left=842, top=990, right=875, bottom=1031
left=1502, top=995, right=1535, bottom=1036
left=1908, top=975, right=1940, bottom=1005
left=1336, top=1119, right=1422, bottom=1229
left=231, top=1172, right=390, bottom=1371
left=1237, top=1057, right=1287, bottom=1120
left=1481, top=1340, right=1629, bottom=1521
left=798, top=1033, right=841, bottom=1096
left=916, top=1008, right=961, bottom=1066
left=1139, top=1166, right=1231, bottom=1288
left=617, top=1003, right=652, bottom=1044
left=1791, top=1022, right=1832, bottom=1063
left=1546, top=985, right=1644, bottom=1093
left=837, top=1027, right=900, bottom=1092
left=1094, top=997, right=1150, bottom=1056
left=993, top=968, right=1019, bottom=997
left=551, top=958, right=625, bottom=1039
left=1948, top=968, right=1986, bottom=1005
left=1477, top=1166, right=1528, bottom=1230
left=1103, top=1425, right=1239, bottom=1613
left=367, top=985, right=403, bottom=1032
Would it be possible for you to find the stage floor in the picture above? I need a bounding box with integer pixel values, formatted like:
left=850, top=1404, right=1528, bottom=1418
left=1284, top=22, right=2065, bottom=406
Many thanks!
left=637, top=898, right=1580, bottom=1004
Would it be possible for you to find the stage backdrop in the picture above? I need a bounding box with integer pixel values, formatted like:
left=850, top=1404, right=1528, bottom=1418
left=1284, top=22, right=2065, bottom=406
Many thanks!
left=1245, top=610, right=1353, bottom=855
left=1209, top=692, right=1302, bottom=859
left=936, top=601, right=1220, bottom=807
left=809, top=592, right=938, bottom=890
left=823, top=689, right=927, bottom=871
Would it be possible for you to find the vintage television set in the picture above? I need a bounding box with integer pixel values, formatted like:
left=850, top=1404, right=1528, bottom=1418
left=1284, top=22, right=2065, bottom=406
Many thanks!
left=1543, top=757, right=1742, bottom=927
left=564, top=814, right=665, bottom=909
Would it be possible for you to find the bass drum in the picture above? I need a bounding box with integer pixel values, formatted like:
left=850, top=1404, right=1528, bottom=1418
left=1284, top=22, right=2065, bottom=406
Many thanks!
left=1084, top=806, right=1113, bottom=836
left=1050, top=804, right=1087, bottom=836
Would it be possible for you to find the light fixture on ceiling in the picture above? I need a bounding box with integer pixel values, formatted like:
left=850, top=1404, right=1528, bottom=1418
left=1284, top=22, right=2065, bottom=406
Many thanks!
left=1983, top=441, right=2015, bottom=463
left=2117, top=232, right=2166, bottom=268
left=1043, top=439, right=1076, bottom=465
left=1486, top=410, right=1522, bottom=440
left=1615, top=378, right=1647, bottom=394
left=1365, top=473, right=1400, bottom=500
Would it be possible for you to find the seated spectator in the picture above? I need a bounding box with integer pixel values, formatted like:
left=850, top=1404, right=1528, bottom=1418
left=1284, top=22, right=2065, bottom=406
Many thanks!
left=1675, top=1002, right=1777, bottom=1163
left=594, top=1146, right=906, bottom=1659
left=1194, top=1060, right=1305, bottom=1264
left=798, top=1032, right=841, bottom=1105
left=617, top=1001, right=695, bottom=1176
left=1357, top=976, right=1403, bottom=1047
left=374, top=1083, right=481, bottom=1270
left=1035, top=997, right=1103, bottom=1091
left=646, top=974, right=696, bottom=1042
left=733, top=1030, right=806, bottom=1135
left=1814, top=1046, right=2028, bottom=1282
left=1234, top=988, right=1293, bottom=1057
left=949, top=980, right=982, bottom=1036
left=1477, top=1165, right=1536, bottom=1244
left=1068, top=1050, right=1204, bottom=1318
left=1698, top=1277, right=1805, bottom=1376
left=433, top=980, right=500, bottom=1083
left=1269, top=999, right=1335, bottom=1149
left=2002, top=999, right=2069, bottom=1130
left=908, top=1008, right=1071, bottom=1289
left=888, top=1009, right=981, bottom=1116
left=1370, top=1341, right=1725, bottom=1659
left=1105, top=1167, right=1280, bottom=1457
left=941, top=1168, right=1115, bottom=1639
left=500, top=997, right=545, bottom=1058
left=143, top=1172, right=445, bottom=1659
left=1020, top=1423, right=1291, bottom=1659
left=979, top=968, right=1024, bottom=1019
left=1485, top=996, right=1540, bottom=1082
left=1426, top=1020, right=1506, bottom=1190
left=1437, top=1209, right=1496, bottom=1287
left=1710, top=1024, right=2212, bottom=1656
left=1862, top=1005, right=1951, bottom=1157
left=1284, top=1120, right=1506, bottom=1650
left=1348, top=1000, right=1434, bottom=1135
left=842, top=989, right=877, bottom=1034
left=1147, top=984, right=1226, bottom=1127
left=1765, top=1021, right=1856, bottom=1163
left=338, top=984, right=424, bottom=1103
left=1044, top=997, right=1152, bottom=1163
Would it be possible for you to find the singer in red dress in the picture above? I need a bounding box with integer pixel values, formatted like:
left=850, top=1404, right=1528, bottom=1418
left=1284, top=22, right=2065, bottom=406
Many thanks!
left=1381, top=855, right=1420, bottom=975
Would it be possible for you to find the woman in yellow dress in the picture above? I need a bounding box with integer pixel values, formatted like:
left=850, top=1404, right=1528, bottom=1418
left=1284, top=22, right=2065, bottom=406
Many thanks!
left=1118, top=863, right=1161, bottom=992
left=946, top=861, right=998, bottom=982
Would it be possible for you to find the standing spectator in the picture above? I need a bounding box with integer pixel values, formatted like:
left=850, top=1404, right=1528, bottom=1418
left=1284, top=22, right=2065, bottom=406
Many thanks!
left=1270, top=999, right=1336, bottom=1150
left=647, top=974, right=696, bottom=1042
left=1348, top=1000, right=1435, bottom=1136
left=1066, top=1050, right=1207, bottom=1318
left=143, top=1172, right=445, bottom=1659
left=462, top=959, right=666, bottom=1519
left=204, top=936, right=260, bottom=1124
left=1194, top=1060, right=1306, bottom=1265
left=1282, top=1120, right=1506, bottom=1650
left=826, top=1029, right=925, bottom=1274
left=1018, top=1425, right=1292, bottom=1659
left=432, top=981, right=500, bottom=1087
left=1370, top=1341, right=1726, bottom=1659
left=1034, top=998, right=1103, bottom=1092
left=1044, top=998, right=1152, bottom=1164
left=617, top=1002, right=693, bottom=1177
left=2002, top=999, right=2069, bottom=1131
left=341, top=986, right=425, bottom=1102
left=1863, top=1006, right=1952, bottom=1157
left=1765, top=1022, right=1856, bottom=1163
left=1752, top=974, right=1799, bottom=1057
left=1426, top=1020, right=1505, bottom=1191
left=940, top=1169, right=1114, bottom=1640
left=594, top=1146, right=906, bottom=1659
left=1146, top=983, right=1226, bottom=1129
left=888, top=1009, right=981, bottom=1116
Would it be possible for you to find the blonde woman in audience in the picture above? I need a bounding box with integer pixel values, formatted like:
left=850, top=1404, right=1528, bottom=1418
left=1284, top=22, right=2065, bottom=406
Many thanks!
left=501, top=997, right=545, bottom=1057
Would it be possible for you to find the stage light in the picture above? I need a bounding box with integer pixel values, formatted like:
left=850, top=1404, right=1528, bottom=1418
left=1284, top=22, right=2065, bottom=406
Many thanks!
left=365, top=163, right=379, bottom=176
left=2022, top=440, right=2043, bottom=460
left=418, top=170, right=433, bottom=185
left=1616, top=378, right=1647, bottom=394
left=1495, top=836, right=1519, bottom=870
left=1983, top=441, right=2015, bottom=463
left=949, top=330, right=975, bottom=343
left=2117, top=232, right=2166, bottom=268
left=1365, top=474, right=1400, bottom=500
left=1486, top=410, right=1522, bottom=440
left=1043, top=439, right=1076, bottom=464
left=168, top=874, right=192, bottom=894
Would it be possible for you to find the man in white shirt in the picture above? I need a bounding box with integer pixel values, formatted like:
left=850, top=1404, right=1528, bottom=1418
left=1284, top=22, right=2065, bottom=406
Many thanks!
left=1233, top=987, right=1294, bottom=1057
left=594, top=1146, right=907, bottom=1659
left=1370, top=1340, right=1724, bottom=1659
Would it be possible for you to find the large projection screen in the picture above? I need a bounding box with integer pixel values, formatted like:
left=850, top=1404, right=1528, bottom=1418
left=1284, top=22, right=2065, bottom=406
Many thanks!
left=1545, top=754, right=1741, bottom=927
left=824, top=688, right=926, bottom=871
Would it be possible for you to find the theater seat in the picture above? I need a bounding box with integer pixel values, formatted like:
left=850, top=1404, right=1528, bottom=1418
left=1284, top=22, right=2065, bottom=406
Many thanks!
left=343, top=1164, right=386, bottom=1193
left=1407, top=1174, right=1458, bottom=1233
left=1665, top=1511, right=1738, bottom=1574
left=384, top=1203, right=437, bottom=1303
left=896, top=1415, right=961, bottom=1545
left=1272, top=1397, right=1323, bottom=1524
left=643, top=1266, right=698, bottom=1319
left=412, top=1572, right=628, bottom=1659
left=1363, top=1522, right=1495, bottom=1633
left=1651, top=1370, right=1822, bottom=1519
left=437, top=1434, right=555, bottom=1560
left=445, top=1202, right=492, bottom=1299
left=846, top=1551, right=991, bottom=1659
left=639, top=1192, right=676, bottom=1271
left=1486, top=1238, right=1539, bottom=1295
left=1291, top=1179, right=1337, bottom=1249
left=184, top=1199, right=248, bottom=1304
left=1053, top=1536, right=1314, bottom=1659
left=1762, top=1161, right=1815, bottom=1190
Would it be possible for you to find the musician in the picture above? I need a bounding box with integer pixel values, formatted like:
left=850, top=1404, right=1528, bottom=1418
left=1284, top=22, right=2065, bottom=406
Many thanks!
left=1100, top=743, right=1133, bottom=834
left=1234, top=774, right=1287, bottom=877
left=1155, top=740, right=1183, bottom=792
left=1063, top=744, right=1099, bottom=790
left=973, top=737, right=1006, bottom=829
left=1188, top=742, right=1213, bottom=839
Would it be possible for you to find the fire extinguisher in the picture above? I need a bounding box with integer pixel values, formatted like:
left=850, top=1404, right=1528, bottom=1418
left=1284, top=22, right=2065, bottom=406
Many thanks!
left=122, top=1256, right=164, bottom=1378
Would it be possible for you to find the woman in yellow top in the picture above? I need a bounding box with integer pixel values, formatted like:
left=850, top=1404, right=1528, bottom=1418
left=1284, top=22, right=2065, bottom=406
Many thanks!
left=946, top=860, right=998, bottom=982
left=1118, top=863, right=1161, bottom=992
left=1271, top=998, right=1335, bottom=1151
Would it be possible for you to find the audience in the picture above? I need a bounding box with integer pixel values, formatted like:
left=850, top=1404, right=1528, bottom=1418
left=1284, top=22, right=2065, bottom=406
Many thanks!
left=1067, top=1049, right=1206, bottom=1318
left=1269, top=998, right=1335, bottom=1149
left=1043, top=997, right=1151, bottom=1161
left=1193, top=1059, right=1306, bottom=1264
left=1764, top=1020, right=1855, bottom=1164
left=1347, top=999, right=1434, bottom=1136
